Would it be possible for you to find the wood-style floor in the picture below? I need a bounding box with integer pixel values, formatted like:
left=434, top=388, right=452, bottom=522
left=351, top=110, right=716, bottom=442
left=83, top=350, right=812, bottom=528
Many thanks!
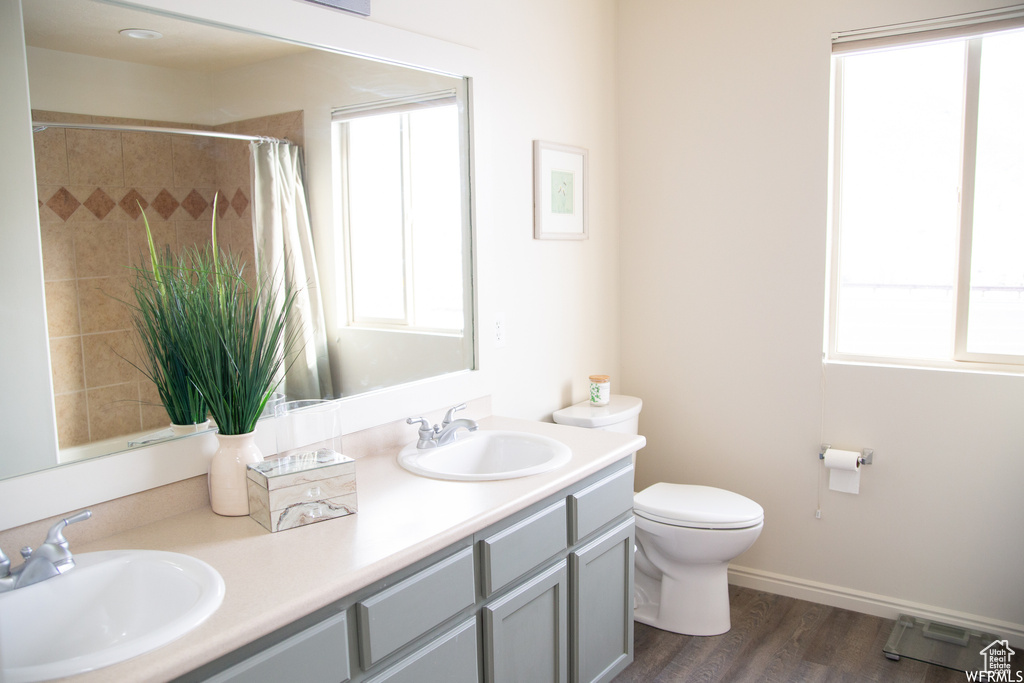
left=613, top=586, right=1002, bottom=682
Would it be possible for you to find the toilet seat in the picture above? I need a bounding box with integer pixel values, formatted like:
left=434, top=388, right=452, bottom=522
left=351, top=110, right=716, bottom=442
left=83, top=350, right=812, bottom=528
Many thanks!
left=634, top=483, right=764, bottom=530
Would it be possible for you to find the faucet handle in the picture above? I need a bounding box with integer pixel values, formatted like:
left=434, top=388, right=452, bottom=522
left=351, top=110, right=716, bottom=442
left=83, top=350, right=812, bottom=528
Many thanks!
left=407, top=417, right=441, bottom=438
left=407, top=417, right=433, bottom=432
left=0, top=547, right=8, bottom=577
left=442, top=403, right=467, bottom=426
left=44, top=509, right=92, bottom=549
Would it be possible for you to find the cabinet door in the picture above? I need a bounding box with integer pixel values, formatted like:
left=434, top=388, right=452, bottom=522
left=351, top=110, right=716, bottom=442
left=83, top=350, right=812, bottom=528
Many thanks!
left=483, top=560, right=568, bottom=683
left=570, top=517, right=635, bottom=683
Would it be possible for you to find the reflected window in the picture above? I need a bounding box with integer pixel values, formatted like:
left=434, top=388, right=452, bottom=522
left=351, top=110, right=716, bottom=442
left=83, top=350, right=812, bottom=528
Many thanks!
left=333, top=94, right=464, bottom=332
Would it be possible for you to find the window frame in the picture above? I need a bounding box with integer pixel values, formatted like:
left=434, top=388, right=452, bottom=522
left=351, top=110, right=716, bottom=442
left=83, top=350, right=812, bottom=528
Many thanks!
left=332, top=93, right=464, bottom=335
left=826, top=29, right=1024, bottom=373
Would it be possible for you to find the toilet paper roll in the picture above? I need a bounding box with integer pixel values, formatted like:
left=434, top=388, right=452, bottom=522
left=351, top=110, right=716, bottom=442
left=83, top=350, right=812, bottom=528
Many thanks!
left=823, top=448, right=861, bottom=494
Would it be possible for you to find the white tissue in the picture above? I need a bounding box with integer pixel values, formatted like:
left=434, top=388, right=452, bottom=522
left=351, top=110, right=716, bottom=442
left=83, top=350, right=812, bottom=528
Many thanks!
left=824, top=448, right=861, bottom=494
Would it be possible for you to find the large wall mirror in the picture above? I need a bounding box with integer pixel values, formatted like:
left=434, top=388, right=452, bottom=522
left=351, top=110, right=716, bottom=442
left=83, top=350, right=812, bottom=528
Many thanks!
left=1, top=0, right=476, bottom=483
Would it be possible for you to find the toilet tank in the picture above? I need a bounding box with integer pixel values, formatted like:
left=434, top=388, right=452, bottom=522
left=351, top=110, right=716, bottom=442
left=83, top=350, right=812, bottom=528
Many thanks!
left=552, top=395, right=642, bottom=435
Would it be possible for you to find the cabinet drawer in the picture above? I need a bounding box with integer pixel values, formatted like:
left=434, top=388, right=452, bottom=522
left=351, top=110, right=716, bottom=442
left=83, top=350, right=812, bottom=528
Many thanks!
left=568, top=465, right=633, bottom=544
left=480, top=500, right=567, bottom=597
left=207, top=610, right=350, bottom=683
left=357, top=546, right=475, bottom=667
left=364, top=618, right=479, bottom=683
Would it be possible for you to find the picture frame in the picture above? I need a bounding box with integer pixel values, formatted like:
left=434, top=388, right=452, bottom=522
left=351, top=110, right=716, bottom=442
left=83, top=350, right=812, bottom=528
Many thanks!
left=533, top=140, right=588, bottom=240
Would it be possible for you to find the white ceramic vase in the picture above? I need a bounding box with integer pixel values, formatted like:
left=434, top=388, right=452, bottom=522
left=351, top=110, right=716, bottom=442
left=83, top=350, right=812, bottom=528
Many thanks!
left=209, top=432, right=263, bottom=516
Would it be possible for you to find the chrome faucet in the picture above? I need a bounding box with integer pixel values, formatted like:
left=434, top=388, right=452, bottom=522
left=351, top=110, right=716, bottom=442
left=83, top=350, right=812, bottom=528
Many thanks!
left=0, top=509, right=91, bottom=593
left=407, top=403, right=479, bottom=449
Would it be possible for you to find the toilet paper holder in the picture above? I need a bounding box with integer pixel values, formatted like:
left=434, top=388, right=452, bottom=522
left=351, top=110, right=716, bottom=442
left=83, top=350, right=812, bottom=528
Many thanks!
left=819, top=444, right=873, bottom=465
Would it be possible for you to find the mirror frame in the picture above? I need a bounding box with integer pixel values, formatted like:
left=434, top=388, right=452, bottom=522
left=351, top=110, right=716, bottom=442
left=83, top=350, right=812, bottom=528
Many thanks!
left=0, top=0, right=488, bottom=530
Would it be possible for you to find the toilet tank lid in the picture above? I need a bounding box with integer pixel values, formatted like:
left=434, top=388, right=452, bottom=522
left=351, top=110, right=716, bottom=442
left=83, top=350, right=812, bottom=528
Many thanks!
left=634, top=483, right=764, bottom=529
left=552, top=395, right=643, bottom=428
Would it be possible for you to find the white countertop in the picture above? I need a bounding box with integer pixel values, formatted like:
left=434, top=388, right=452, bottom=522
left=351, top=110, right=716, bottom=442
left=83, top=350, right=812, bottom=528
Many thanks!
left=65, top=416, right=645, bottom=682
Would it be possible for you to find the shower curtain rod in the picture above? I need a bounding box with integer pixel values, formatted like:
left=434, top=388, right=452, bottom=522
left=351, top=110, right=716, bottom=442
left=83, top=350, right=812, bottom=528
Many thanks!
left=31, top=120, right=289, bottom=144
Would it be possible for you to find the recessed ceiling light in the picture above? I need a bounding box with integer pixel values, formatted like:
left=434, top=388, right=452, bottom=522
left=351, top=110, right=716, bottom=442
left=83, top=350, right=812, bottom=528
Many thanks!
left=119, top=28, right=163, bottom=40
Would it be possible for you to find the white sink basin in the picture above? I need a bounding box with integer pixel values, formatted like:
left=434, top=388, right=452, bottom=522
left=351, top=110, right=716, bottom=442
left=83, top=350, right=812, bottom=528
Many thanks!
left=0, top=549, right=224, bottom=683
left=398, top=430, right=572, bottom=481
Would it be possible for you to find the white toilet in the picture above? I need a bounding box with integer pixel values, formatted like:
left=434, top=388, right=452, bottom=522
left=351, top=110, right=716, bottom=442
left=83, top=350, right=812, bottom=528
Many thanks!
left=553, top=395, right=764, bottom=637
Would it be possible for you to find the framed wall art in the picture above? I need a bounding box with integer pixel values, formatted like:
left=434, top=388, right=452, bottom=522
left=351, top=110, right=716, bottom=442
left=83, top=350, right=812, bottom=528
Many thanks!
left=533, top=140, right=588, bottom=240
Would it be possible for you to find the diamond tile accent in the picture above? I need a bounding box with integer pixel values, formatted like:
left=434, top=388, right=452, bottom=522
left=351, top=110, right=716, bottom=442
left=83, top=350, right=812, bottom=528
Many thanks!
left=181, top=189, right=209, bottom=220
left=46, top=187, right=81, bottom=222
left=151, top=189, right=180, bottom=220
left=83, top=188, right=116, bottom=220
left=231, top=188, right=249, bottom=217
left=216, top=190, right=230, bottom=219
left=119, top=189, right=149, bottom=220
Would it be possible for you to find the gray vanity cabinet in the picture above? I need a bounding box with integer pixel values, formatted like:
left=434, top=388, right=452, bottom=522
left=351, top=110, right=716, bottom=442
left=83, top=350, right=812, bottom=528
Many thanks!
left=479, top=462, right=635, bottom=683
left=181, top=458, right=635, bottom=683
left=483, top=560, right=568, bottom=683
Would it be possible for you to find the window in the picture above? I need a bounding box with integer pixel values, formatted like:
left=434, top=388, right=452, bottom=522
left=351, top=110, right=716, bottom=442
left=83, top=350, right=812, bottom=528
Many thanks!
left=333, top=94, right=465, bottom=332
left=828, top=21, right=1024, bottom=369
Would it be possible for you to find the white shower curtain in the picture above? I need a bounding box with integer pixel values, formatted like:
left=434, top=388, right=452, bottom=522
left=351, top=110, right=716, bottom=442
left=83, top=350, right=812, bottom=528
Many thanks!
left=250, top=140, right=334, bottom=401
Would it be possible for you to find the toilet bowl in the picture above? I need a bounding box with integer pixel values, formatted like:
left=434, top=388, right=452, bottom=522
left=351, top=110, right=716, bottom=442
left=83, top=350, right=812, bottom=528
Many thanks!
left=552, top=395, right=765, bottom=637
left=633, top=483, right=763, bottom=636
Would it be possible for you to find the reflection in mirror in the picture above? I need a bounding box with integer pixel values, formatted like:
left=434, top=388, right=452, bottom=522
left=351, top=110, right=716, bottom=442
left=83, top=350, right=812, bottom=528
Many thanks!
left=8, top=0, right=474, bottom=480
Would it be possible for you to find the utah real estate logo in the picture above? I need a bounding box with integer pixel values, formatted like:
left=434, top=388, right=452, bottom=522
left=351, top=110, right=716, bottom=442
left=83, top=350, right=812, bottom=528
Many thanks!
left=967, top=639, right=1020, bottom=682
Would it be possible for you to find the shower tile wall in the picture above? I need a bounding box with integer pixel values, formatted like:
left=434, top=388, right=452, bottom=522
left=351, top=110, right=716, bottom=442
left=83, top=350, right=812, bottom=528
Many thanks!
left=34, top=109, right=304, bottom=450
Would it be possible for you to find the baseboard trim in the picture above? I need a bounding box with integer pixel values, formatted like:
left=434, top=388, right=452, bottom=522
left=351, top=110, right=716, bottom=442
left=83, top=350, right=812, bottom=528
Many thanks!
left=728, top=565, right=1024, bottom=648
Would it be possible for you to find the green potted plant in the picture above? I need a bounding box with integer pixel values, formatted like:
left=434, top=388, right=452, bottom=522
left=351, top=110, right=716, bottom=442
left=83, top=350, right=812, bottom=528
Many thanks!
left=175, top=209, right=301, bottom=516
left=126, top=210, right=209, bottom=435
left=131, top=196, right=301, bottom=516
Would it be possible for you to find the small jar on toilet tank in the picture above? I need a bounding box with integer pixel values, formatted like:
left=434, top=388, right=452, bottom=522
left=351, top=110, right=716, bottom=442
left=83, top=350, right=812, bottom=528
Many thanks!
left=589, top=375, right=610, bottom=406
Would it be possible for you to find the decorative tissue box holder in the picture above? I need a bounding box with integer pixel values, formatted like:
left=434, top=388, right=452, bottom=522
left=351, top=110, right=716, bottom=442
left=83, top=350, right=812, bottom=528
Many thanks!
left=246, top=448, right=357, bottom=532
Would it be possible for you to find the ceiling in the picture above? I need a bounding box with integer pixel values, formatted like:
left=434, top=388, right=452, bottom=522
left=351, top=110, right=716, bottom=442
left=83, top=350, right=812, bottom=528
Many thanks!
left=21, top=0, right=309, bottom=72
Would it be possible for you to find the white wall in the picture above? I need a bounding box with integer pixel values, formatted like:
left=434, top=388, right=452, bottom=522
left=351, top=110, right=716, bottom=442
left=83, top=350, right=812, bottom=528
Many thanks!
left=26, top=46, right=216, bottom=123
left=619, top=0, right=1024, bottom=636
left=365, top=1, right=624, bottom=419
